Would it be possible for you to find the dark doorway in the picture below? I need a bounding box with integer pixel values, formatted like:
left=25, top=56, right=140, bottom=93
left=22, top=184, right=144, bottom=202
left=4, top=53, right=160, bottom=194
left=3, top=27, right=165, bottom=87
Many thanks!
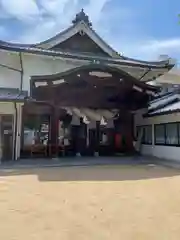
left=1, top=115, right=13, bottom=161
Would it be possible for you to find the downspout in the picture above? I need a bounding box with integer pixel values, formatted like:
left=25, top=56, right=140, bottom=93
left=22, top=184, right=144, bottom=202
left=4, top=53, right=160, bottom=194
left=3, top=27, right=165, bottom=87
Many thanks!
left=13, top=52, right=24, bottom=160
left=13, top=101, right=18, bottom=160
left=19, top=52, right=24, bottom=91
left=13, top=92, right=24, bottom=161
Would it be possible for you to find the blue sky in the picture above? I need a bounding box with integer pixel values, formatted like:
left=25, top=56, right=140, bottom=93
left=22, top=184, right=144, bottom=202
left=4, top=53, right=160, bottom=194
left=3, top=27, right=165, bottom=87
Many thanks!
left=0, top=0, right=179, bottom=61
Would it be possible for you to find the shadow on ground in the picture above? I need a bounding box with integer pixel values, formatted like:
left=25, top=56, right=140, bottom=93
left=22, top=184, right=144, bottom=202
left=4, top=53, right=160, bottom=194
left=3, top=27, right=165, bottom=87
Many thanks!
left=0, top=164, right=179, bottom=182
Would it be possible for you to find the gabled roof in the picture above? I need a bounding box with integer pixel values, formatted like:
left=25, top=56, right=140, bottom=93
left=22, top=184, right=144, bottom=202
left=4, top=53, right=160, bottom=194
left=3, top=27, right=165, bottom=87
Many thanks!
left=0, top=10, right=120, bottom=58
left=0, top=10, right=175, bottom=82
left=35, top=21, right=119, bottom=57
left=33, top=9, right=122, bottom=58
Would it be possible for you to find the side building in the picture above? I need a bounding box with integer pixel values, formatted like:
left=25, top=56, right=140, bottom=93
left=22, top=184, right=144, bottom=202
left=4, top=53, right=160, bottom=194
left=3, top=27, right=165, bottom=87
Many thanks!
left=134, top=87, right=180, bottom=162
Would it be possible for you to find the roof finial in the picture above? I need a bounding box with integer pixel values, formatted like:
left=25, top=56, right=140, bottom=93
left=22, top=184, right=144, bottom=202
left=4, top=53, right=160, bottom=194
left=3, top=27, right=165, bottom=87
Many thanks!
left=72, top=9, right=92, bottom=27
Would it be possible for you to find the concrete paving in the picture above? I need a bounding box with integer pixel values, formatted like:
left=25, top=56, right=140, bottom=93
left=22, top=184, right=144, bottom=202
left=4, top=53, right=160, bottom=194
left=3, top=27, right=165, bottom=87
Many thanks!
left=0, top=156, right=156, bottom=169
left=1, top=155, right=180, bottom=170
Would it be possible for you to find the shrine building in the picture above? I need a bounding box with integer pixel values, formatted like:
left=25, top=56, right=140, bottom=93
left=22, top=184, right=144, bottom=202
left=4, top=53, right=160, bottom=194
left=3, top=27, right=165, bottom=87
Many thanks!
left=0, top=10, right=176, bottom=161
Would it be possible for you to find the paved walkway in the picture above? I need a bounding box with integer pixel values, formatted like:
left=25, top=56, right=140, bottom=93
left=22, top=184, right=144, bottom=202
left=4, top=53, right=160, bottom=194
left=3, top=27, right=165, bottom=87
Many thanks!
left=0, top=155, right=180, bottom=170
left=0, top=156, right=156, bottom=169
left=156, top=158, right=180, bottom=169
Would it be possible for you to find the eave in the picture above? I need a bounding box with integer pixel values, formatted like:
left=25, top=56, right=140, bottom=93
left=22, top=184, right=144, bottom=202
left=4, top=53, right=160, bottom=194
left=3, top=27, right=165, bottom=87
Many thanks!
left=0, top=43, right=171, bottom=66
left=144, top=107, right=180, bottom=118
left=31, top=64, right=159, bottom=93
left=144, top=90, right=180, bottom=117
left=0, top=43, right=174, bottom=83
left=0, top=88, right=28, bottom=102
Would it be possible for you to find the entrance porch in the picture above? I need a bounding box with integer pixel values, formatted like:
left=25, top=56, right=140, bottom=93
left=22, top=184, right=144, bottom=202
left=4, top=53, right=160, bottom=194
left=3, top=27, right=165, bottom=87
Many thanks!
left=21, top=104, right=135, bottom=158
left=20, top=64, right=158, bottom=159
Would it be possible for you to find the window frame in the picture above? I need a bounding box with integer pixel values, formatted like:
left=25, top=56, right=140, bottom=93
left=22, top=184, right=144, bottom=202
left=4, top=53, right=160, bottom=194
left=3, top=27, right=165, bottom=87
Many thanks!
left=136, top=125, right=152, bottom=145
left=154, top=123, right=166, bottom=146
left=136, top=125, right=142, bottom=140
left=154, top=122, right=180, bottom=147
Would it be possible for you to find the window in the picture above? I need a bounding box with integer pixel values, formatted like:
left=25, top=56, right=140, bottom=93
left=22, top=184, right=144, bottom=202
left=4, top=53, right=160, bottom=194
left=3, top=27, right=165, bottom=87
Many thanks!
left=136, top=125, right=152, bottom=145
left=136, top=126, right=142, bottom=139
left=142, top=125, right=152, bottom=145
left=155, top=124, right=165, bottom=145
left=165, top=123, right=178, bottom=145
left=155, top=122, right=180, bottom=146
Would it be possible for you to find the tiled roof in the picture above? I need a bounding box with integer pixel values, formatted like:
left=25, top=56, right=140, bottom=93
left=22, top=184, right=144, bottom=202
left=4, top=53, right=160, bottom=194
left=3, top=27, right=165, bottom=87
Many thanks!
left=0, top=88, right=28, bottom=101
left=0, top=41, right=174, bottom=69
left=149, top=92, right=180, bottom=111
left=31, top=64, right=159, bottom=92
left=147, top=89, right=180, bottom=116
left=148, top=100, right=180, bottom=115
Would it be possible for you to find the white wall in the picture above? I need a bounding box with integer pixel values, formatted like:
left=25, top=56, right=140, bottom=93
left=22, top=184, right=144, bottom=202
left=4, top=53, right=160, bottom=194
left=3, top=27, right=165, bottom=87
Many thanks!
left=21, top=54, right=88, bottom=93
left=0, top=51, right=21, bottom=70
left=0, top=49, right=90, bottom=93
left=0, top=51, right=21, bottom=89
left=0, top=102, right=15, bottom=114
left=134, top=111, right=180, bottom=162
left=141, top=145, right=180, bottom=162
left=0, top=66, right=21, bottom=89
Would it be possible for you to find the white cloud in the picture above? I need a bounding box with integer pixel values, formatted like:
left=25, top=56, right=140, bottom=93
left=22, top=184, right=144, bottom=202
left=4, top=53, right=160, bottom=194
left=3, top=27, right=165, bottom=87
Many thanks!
left=0, top=0, right=40, bottom=22
left=141, top=39, right=180, bottom=52
left=38, top=0, right=70, bottom=17
left=0, top=0, right=179, bottom=61
left=132, top=38, right=180, bottom=60
left=16, top=0, right=110, bottom=44
left=84, top=0, right=109, bottom=23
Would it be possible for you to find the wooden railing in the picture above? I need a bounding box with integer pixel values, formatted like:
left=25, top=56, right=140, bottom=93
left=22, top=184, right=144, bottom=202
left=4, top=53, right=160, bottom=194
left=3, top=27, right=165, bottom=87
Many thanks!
left=30, top=144, right=65, bottom=158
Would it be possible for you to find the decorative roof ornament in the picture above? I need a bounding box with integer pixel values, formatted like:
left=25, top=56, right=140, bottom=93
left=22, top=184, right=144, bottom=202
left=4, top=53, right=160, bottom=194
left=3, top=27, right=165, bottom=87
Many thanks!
left=72, top=9, right=92, bottom=27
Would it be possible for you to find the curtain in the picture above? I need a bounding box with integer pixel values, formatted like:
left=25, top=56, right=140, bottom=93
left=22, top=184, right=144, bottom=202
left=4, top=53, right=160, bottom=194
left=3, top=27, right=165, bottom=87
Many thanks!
left=166, top=123, right=178, bottom=145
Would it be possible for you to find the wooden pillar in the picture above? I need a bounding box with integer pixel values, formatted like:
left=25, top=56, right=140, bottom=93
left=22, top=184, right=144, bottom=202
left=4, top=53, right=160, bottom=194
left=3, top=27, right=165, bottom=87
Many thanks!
left=49, top=106, right=59, bottom=157
left=20, top=106, right=25, bottom=152
left=114, top=108, right=134, bottom=153
left=123, top=111, right=134, bottom=152
left=95, top=121, right=100, bottom=155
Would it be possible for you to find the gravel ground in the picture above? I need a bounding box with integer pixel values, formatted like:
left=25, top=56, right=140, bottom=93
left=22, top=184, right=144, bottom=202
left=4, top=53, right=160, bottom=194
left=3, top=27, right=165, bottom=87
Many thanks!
left=0, top=164, right=180, bottom=240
